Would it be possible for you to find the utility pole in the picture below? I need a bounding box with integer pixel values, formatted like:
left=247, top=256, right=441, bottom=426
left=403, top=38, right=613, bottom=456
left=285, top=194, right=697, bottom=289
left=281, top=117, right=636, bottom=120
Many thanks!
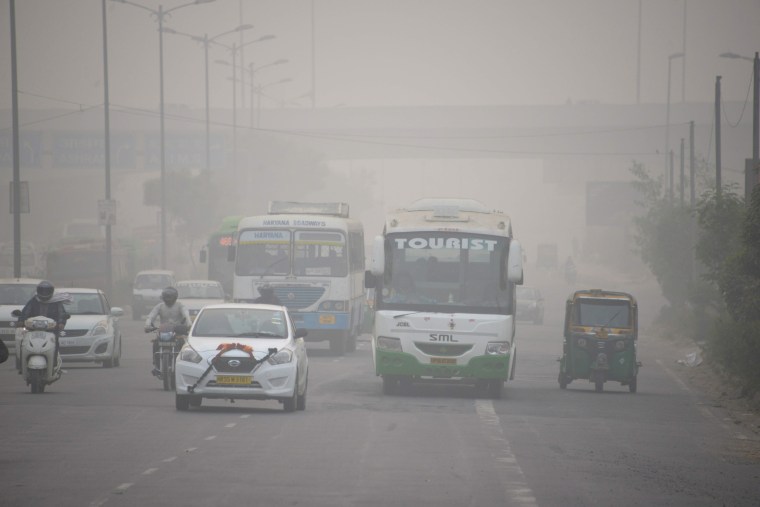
left=10, top=0, right=21, bottom=278
left=689, top=121, right=695, bottom=208
left=669, top=149, right=674, bottom=203
left=753, top=52, right=759, bottom=191
left=715, top=76, right=722, bottom=196
left=680, top=138, right=685, bottom=205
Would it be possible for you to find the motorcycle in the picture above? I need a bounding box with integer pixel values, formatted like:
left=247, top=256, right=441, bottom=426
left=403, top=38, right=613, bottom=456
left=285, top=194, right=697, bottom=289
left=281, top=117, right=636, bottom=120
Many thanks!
left=147, top=323, right=186, bottom=391
left=12, top=310, right=62, bottom=394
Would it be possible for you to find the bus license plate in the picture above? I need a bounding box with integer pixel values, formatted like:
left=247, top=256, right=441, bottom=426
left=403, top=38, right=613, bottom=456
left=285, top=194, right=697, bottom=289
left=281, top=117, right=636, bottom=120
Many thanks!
left=319, top=314, right=336, bottom=325
left=430, top=357, right=456, bottom=365
left=215, top=375, right=252, bottom=385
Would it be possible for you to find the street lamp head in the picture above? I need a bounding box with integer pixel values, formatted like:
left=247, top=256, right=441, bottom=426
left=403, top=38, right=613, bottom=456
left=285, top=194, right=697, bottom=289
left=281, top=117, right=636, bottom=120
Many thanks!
left=669, top=52, right=685, bottom=60
left=237, top=24, right=254, bottom=31
left=194, top=0, right=215, bottom=4
left=719, top=52, right=753, bottom=61
left=160, top=27, right=177, bottom=34
left=273, top=58, right=288, bottom=65
left=257, top=34, right=276, bottom=42
left=215, top=59, right=230, bottom=66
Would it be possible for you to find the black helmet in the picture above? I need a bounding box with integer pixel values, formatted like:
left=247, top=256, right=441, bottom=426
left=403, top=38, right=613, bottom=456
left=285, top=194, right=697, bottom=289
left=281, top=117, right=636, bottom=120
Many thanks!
left=260, top=283, right=274, bottom=294
left=36, top=280, right=55, bottom=302
left=161, top=286, right=178, bottom=305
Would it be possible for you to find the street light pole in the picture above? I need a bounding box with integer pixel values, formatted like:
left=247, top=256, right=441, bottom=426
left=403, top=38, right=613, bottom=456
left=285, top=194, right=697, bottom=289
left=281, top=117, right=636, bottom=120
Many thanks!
left=111, top=0, right=214, bottom=270
left=719, top=51, right=759, bottom=199
left=102, top=0, right=113, bottom=298
left=10, top=0, right=21, bottom=278
left=665, top=52, right=684, bottom=177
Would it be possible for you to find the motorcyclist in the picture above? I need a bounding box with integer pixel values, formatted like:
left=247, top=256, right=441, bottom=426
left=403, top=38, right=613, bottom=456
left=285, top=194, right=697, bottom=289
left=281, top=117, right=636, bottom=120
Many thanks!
left=254, top=284, right=282, bottom=305
left=144, top=286, right=191, bottom=377
left=564, top=256, right=577, bottom=284
left=18, top=280, right=70, bottom=371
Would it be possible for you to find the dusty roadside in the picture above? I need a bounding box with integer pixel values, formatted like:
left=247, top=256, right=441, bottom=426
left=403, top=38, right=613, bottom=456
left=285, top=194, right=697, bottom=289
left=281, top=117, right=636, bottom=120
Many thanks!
left=654, top=333, right=760, bottom=461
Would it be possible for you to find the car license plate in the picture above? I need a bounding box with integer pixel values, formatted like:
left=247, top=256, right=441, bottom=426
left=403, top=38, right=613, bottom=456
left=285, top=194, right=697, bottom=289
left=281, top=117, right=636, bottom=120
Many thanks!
left=430, top=357, right=456, bottom=365
left=215, top=375, right=252, bottom=385
left=60, top=339, right=75, bottom=346
left=319, top=314, right=336, bottom=325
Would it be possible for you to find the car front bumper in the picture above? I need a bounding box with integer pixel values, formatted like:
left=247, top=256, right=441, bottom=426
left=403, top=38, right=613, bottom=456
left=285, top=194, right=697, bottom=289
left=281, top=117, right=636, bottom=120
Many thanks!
left=175, top=359, right=297, bottom=400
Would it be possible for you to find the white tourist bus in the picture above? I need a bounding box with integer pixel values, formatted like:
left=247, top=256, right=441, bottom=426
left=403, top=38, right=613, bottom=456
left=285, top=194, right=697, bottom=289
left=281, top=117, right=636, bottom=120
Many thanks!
left=365, top=198, right=524, bottom=398
left=231, top=202, right=365, bottom=355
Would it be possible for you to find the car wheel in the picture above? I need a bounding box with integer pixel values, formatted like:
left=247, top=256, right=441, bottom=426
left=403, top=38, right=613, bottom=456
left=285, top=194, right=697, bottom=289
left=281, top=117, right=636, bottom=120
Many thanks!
left=176, top=394, right=190, bottom=411
left=113, top=338, right=121, bottom=368
left=283, top=374, right=299, bottom=412
left=595, top=379, right=604, bottom=393
left=297, top=374, right=307, bottom=411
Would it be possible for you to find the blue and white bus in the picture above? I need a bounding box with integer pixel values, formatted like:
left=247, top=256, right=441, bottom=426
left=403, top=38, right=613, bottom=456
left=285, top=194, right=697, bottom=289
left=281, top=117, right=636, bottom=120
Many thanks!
left=231, top=202, right=365, bottom=355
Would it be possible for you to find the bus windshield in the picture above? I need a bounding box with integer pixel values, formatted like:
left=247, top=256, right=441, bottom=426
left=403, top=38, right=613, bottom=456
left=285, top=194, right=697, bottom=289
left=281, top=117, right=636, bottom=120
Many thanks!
left=377, top=232, right=512, bottom=315
left=236, top=229, right=348, bottom=277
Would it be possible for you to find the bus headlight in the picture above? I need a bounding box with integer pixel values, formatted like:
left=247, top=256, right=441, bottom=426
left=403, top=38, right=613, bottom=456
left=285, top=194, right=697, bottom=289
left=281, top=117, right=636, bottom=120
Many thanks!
left=319, top=301, right=348, bottom=312
left=485, top=342, right=509, bottom=356
left=377, top=336, right=402, bottom=352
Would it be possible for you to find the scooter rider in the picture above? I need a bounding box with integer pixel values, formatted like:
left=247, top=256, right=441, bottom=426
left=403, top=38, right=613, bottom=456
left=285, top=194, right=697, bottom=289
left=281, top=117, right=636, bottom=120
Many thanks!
left=18, top=280, right=70, bottom=371
left=144, top=286, right=191, bottom=377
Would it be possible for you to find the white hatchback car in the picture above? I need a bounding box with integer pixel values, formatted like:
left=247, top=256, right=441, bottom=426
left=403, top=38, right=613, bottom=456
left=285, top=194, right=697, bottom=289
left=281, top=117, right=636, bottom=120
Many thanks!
left=175, top=304, right=308, bottom=411
left=176, top=279, right=226, bottom=321
left=58, top=288, right=124, bottom=367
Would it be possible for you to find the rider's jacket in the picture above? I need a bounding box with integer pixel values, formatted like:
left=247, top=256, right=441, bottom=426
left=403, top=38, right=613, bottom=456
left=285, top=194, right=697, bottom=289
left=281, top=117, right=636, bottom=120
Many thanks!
left=19, top=297, right=70, bottom=327
left=145, top=302, right=191, bottom=330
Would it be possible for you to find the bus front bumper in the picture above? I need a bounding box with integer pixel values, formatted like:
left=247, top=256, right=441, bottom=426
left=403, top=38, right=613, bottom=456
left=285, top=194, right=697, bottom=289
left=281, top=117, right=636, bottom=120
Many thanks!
left=374, top=348, right=511, bottom=380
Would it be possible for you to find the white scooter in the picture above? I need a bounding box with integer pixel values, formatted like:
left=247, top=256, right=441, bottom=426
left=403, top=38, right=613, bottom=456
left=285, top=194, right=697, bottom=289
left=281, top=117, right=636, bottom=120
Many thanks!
left=12, top=310, right=62, bottom=394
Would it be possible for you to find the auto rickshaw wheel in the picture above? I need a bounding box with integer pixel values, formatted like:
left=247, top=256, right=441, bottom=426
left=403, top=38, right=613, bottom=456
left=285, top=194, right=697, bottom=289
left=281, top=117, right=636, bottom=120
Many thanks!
left=628, top=376, right=637, bottom=393
left=594, top=379, right=604, bottom=393
left=558, top=372, right=568, bottom=389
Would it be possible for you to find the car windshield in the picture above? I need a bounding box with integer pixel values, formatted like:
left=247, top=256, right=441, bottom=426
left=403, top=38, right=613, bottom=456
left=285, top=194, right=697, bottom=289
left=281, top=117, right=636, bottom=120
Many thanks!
left=178, top=283, right=224, bottom=299
left=576, top=299, right=631, bottom=328
left=135, top=275, right=173, bottom=289
left=0, top=284, right=38, bottom=305
left=67, top=293, right=105, bottom=315
left=192, top=308, right=287, bottom=338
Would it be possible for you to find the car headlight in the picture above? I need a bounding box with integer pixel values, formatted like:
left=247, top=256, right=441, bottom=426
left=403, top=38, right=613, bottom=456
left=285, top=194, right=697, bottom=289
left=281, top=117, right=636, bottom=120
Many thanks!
left=179, top=345, right=203, bottom=363
left=377, top=336, right=402, bottom=352
left=268, top=349, right=293, bottom=365
left=485, top=341, right=509, bottom=355
left=92, top=320, right=108, bottom=336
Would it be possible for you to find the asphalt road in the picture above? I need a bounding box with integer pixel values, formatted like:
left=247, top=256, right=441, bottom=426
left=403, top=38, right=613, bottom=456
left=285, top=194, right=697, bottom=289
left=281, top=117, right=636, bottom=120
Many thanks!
left=2, top=284, right=759, bottom=507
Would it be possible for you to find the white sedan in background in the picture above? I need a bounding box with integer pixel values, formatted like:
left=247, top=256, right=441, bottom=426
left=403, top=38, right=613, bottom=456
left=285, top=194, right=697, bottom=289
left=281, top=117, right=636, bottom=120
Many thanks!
left=57, top=288, right=124, bottom=368
left=176, top=279, right=226, bottom=321
left=174, top=304, right=308, bottom=411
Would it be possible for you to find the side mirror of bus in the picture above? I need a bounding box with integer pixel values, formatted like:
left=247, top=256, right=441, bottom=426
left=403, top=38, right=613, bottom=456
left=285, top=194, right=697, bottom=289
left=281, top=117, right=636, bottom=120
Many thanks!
left=227, top=244, right=236, bottom=262
left=507, top=239, right=524, bottom=285
left=365, top=270, right=377, bottom=289
left=370, top=235, right=385, bottom=276
left=199, top=248, right=207, bottom=264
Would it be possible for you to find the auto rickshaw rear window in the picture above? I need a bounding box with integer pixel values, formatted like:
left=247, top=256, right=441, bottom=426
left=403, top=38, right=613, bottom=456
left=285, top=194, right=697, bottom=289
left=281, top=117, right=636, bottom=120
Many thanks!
left=576, top=299, right=630, bottom=328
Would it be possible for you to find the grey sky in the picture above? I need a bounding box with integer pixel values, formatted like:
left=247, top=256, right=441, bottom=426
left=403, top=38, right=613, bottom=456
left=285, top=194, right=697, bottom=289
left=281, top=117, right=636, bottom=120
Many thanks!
left=0, top=0, right=759, bottom=113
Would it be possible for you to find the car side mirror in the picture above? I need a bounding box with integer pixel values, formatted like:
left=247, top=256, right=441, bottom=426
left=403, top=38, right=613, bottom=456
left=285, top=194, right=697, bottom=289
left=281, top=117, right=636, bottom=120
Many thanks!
left=294, top=328, right=308, bottom=339
left=110, top=307, right=124, bottom=317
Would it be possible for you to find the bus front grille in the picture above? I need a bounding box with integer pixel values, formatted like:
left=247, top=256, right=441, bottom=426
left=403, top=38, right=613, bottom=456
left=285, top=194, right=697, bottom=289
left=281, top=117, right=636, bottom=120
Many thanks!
left=273, top=287, right=326, bottom=310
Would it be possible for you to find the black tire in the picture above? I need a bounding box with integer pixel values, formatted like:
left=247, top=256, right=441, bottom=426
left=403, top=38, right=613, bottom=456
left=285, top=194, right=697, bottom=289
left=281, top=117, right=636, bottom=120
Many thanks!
left=161, top=353, right=172, bottom=391
left=30, top=369, right=45, bottom=394
left=558, top=372, right=568, bottom=389
left=488, top=379, right=503, bottom=399
left=329, top=334, right=346, bottom=356
left=283, top=380, right=298, bottom=412
left=296, top=374, right=307, bottom=411
left=381, top=376, right=397, bottom=395
left=176, top=394, right=190, bottom=411
left=113, top=339, right=121, bottom=368
left=346, top=331, right=356, bottom=353
left=595, top=379, right=604, bottom=393
left=628, top=376, right=637, bottom=393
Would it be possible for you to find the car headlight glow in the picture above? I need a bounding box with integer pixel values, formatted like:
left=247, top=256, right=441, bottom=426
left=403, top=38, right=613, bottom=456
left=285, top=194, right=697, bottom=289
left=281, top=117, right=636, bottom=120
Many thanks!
left=92, top=320, right=108, bottom=336
left=485, top=341, right=509, bottom=355
left=179, top=345, right=203, bottom=363
left=268, top=349, right=293, bottom=365
left=377, top=336, right=402, bottom=352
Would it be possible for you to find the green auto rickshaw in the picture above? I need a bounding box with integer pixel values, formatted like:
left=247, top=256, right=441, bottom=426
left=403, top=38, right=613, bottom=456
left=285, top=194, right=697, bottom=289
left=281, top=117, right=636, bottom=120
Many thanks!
left=558, top=289, right=640, bottom=393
